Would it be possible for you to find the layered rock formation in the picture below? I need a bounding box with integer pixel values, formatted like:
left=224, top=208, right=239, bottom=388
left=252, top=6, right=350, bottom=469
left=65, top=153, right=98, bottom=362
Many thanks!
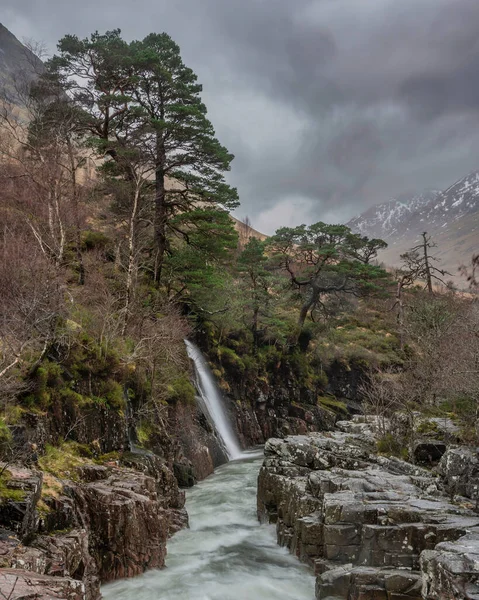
left=0, top=455, right=187, bottom=599
left=257, top=424, right=479, bottom=599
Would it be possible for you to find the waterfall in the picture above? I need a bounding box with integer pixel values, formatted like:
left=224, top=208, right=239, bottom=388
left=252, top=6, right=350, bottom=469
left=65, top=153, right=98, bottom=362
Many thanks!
left=185, top=340, right=242, bottom=460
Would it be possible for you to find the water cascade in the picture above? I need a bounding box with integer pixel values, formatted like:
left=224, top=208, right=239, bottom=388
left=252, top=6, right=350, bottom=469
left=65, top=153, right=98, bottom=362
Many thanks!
left=185, top=339, right=243, bottom=460
left=102, top=452, right=315, bottom=600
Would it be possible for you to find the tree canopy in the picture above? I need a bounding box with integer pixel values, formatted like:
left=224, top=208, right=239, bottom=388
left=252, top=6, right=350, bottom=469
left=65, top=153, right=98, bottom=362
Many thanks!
left=42, top=29, right=239, bottom=283
left=266, top=222, right=389, bottom=331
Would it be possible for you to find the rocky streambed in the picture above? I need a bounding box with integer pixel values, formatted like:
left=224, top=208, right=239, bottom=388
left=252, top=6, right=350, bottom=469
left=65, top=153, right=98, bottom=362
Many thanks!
left=257, top=420, right=479, bottom=600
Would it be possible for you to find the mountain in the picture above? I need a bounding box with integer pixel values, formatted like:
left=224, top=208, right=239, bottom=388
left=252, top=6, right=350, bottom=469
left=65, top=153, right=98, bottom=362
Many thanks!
left=347, top=172, right=479, bottom=285
left=347, top=190, right=440, bottom=242
left=0, top=23, right=42, bottom=101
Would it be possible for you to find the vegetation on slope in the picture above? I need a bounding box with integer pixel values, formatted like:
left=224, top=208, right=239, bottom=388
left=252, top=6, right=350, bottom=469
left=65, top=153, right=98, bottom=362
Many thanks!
left=0, top=27, right=477, bottom=479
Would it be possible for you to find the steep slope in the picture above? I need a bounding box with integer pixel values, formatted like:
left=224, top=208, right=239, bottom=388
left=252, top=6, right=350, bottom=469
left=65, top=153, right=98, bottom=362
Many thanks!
left=348, top=172, right=479, bottom=284
left=348, top=190, right=440, bottom=241
left=0, top=23, right=42, bottom=99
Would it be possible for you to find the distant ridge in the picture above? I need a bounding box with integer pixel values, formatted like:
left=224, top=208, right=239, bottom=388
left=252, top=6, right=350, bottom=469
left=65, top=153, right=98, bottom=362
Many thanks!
left=347, top=172, right=479, bottom=284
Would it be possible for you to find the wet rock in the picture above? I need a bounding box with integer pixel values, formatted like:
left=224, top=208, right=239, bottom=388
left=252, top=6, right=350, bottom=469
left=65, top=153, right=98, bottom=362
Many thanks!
left=0, top=465, right=42, bottom=539
left=71, top=465, right=187, bottom=582
left=421, top=532, right=479, bottom=599
left=258, top=432, right=479, bottom=600
left=0, top=456, right=187, bottom=599
left=316, top=566, right=423, bottom=600
left=173, top=461, right=196, bottom=487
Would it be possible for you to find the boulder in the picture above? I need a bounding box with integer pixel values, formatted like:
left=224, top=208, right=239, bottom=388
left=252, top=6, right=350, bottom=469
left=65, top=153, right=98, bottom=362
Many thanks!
left=438, top=447, right=479, bottom=500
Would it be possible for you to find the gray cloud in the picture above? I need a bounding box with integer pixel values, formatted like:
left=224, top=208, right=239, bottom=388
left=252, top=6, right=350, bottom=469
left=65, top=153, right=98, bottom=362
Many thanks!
left=3, top=0, right=479, bottom=232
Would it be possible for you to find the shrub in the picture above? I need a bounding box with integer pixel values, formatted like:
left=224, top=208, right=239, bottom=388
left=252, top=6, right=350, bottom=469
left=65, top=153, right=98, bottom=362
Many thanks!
left=82, top=230, right=110, bottom=251
left=167, top=375, right=196, bottom=405
left=99, top=380, right=125, bottom=410
left=137, top=421, right=155, bottom=445
left=376, top=434, right=408, bottom=459
left=218, top=346, right=245, bottom=377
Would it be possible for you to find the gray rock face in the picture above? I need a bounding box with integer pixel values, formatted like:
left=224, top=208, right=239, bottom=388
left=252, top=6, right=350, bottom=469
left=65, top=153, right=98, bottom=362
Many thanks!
left=257, top=432, right=479, bottom=600
left=439, top=447, right=479, bottom=501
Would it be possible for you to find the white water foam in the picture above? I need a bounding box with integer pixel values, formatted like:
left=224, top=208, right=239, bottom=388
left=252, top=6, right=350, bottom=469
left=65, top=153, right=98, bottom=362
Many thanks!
left=102, top=452, right=315, bottom=600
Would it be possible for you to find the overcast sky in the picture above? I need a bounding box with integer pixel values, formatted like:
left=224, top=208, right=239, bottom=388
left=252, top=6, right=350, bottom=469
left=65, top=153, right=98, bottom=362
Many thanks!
left=3, top=0, right=479, bottom=233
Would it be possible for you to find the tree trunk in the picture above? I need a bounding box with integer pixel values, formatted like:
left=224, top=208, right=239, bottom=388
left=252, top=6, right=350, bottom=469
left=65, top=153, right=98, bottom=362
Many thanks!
left=154, top=134, right=167, bottom=284
left=67, top=138, right=85, bottom=285
left=397, top=279, right=405, bottom=350
left=252, top=304, right=259, bottom=352
left=297, top=302, right=311, bottom=331
left=122, top=182, right=141, bottom=335
left=297, top=286, right=319, bottom=331
left=422, top=232, right=433, bottom=294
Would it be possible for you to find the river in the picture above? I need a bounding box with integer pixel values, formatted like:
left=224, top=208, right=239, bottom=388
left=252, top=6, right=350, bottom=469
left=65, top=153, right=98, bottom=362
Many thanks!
left=102, top=450, right=315, bottom=600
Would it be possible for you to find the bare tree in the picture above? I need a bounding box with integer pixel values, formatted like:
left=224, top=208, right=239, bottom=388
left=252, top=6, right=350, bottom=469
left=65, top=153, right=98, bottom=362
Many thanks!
left=0, top=70, right=91, bottom=281
left=460, top=253, right=479, bottom=292
left=401, top=232, right=450, bottom=294
left=238, top=215, right=254, bottom=249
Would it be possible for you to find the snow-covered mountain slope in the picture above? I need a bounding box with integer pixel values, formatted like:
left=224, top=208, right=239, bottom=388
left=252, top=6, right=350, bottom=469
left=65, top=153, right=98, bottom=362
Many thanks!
left=348, top=190, right=440, bottom=242
left=347, top=171, right=479, bottom=285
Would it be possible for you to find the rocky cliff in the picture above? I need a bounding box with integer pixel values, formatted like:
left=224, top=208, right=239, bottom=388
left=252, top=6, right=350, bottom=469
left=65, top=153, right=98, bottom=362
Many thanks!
left=257, top=421, right=479, bottom=599
left=0, top=452, right=187, bottom=600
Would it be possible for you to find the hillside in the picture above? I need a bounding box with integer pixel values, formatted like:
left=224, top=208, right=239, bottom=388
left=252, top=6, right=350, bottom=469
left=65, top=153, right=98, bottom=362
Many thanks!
left=0, top=23, right=42, bottom=99
left=348, top=172, right=479, bottom=284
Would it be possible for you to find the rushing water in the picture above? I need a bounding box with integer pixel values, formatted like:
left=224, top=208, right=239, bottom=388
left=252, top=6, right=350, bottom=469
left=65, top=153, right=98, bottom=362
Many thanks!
left=102, top=451, right=315, bottom=600
left=184, top=340, right=243, bottom=460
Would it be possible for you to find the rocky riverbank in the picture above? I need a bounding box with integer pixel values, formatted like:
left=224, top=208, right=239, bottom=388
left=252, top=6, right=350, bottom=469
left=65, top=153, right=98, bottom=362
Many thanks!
left=257, top=420, right=479, bottom=599
left=0, top=453, right=187, bottom=600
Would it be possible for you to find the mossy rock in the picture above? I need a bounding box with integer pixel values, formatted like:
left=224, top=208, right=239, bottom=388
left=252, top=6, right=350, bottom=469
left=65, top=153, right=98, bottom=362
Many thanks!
left=0, top=471, right=27, bottom=503
left=317, top=395, right=348, bottom=416
left=38, top=442, right=92, bottom=481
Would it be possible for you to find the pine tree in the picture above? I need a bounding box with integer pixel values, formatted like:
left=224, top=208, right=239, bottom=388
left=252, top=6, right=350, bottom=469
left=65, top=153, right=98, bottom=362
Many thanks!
left=238, top=237, right=270, bottom=349
left=266, top=222, right=389, bottom=333
left=43, top=29, right=239, bottom=284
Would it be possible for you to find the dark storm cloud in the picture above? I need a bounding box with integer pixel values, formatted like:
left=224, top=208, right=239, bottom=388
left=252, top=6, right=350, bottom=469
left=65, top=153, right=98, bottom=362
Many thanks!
left=4, top=0, right=479, bottom=232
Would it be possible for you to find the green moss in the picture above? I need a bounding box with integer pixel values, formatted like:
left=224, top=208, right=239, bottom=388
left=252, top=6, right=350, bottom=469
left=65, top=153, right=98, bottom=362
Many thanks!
left=218, top=346, right=245, bottom=374
left=0, top=419, right=12, bottom=446
left=167, top=375, right=196, bottom=405
left=416, top=420, right=440, bottom=436
left=38, top=442, right=90, bottom=480
left=137, top=422, right=155, bottom=445
left=317, top=395, right=348, bottom=416
left=97, top=451, right=120, bottom=464
left=4, top=405, right=25, bottom=425
left=0, top=471, right=27, bottom=503
left=59, top=388, right=90, bottom=408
